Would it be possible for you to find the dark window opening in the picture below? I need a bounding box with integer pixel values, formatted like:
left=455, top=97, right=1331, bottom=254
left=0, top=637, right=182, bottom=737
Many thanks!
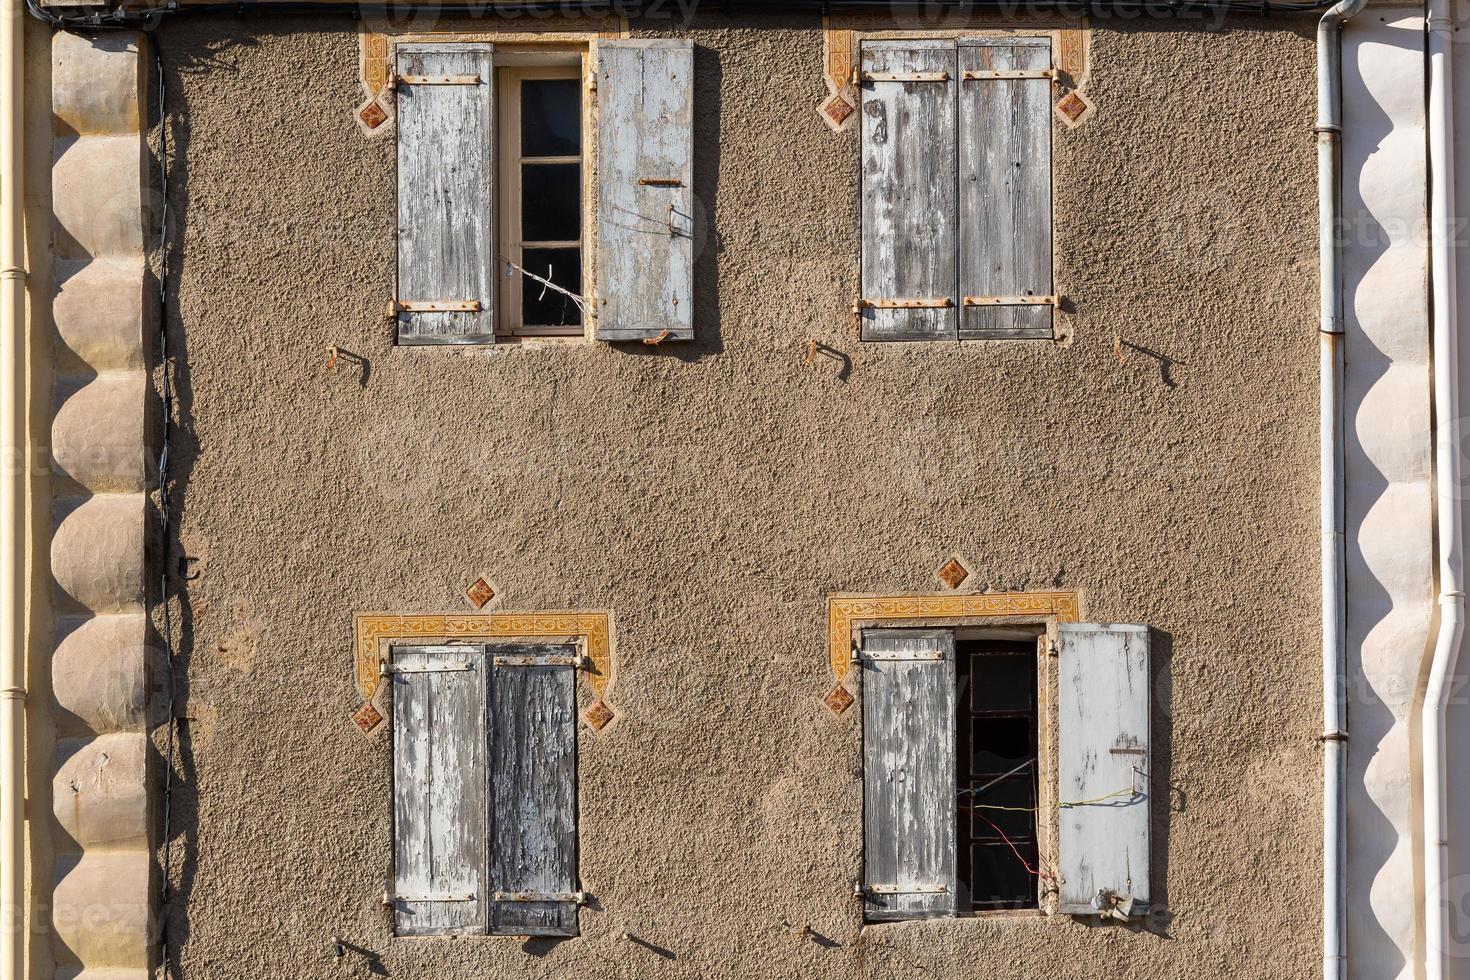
left=956, top=639, right=1039, bottom=912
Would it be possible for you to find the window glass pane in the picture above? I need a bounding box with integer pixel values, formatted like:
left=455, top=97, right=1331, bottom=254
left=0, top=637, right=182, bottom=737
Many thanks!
left=521, top=163, right=581, bottom=243
left=967, top=653, right=1035, bottom=714
left=970, top=716, right=1034, bottom=773
left=521, top=247, right=582, bottom=327
left=970, top=841, right=1037, bottom=909
left=521, top=78, right=581, bottom=157
left=964, top=773, right=1035, bottom=840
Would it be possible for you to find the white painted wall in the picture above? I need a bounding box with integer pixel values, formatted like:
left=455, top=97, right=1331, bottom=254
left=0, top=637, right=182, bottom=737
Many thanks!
left=1342, top=11, right=1432, bottom=979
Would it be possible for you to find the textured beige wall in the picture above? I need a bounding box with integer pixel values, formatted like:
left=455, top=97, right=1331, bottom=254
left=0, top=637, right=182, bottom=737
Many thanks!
left=152, top=12, right=1322, bottom=979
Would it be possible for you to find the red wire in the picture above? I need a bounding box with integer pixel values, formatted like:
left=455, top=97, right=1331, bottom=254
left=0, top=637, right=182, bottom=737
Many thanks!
left=973, top=812, right=1059, bottom=884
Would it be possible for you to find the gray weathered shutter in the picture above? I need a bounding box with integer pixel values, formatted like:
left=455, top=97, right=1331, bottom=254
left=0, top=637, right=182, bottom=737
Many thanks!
left=859, top=41, right=958, bottom=342
left=594, top=39, right=694, bottom=342
left=395, top=43, right=496, bottom=345
left=958, top=38, right=1053, bottom=340
left=390, top=645, right=488, bottom=935
left=1056, top=623, right=1151, bottom=917
left=861, top=629, right=957, bottom=920
left=488, top=644, right=580, bottom=936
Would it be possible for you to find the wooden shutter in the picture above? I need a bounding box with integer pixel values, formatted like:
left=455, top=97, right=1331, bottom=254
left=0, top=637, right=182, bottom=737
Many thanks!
left=859, top=41, right=958, bottom=342
left=594, top=39, right=694, bottom=342
left=958, top=38, right=1054, bottom=340
left=396, top=44, right=496, bottom=345
left=488, top=644, right=580, bottom=936
left=861, top=629, right=957, bottom=920
left=390, top=645, right=488, bottom=936
left=1056, top=623, right=1151, bottom=917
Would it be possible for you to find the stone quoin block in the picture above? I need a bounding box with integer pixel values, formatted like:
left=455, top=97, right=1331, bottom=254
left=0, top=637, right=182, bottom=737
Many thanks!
left=52, top=494, right=147, bottom=614
left=52, top=614, right=148, bottom=736
left=52, top=259, right=148, bottom=373
left=51, top=135, right=145, bottom=262
left=50, top=851, right=152, bottom=970
left=52, top=373, right=148, bottom=493
left=52, top=31, right=144, bottom=137
left=52, top=733, right=149, bottom=850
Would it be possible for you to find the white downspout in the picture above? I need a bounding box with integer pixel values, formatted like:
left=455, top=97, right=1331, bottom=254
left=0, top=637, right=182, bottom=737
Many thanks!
left=0, top=0, right=22, bottom=973
left=1317, top=2, right=1366, bottom=978
left=1425, top=0, right=1462, bottom=975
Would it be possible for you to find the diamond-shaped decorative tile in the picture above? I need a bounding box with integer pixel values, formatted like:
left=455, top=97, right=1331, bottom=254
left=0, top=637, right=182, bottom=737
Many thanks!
left=465, top=577, right=495, bottom=609
left=1055, top=89, right=1091, bottom=127
left=357, top=99, right=388, bottom=131
left=352, top=701, right=384, bottom=734
left=585, top=700, right=615, bottom=732
left=937, top=557, right=970, bottom=590
left=824, top=683, right=855, bottom=716
left=821, top=91, right=855, bottom=128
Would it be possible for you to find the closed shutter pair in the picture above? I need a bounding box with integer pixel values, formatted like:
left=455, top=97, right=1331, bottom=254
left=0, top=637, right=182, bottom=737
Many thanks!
left=395, top=41, right=695, bottom=344
left=389, top=644, right=579, bottom=937
left=859, top=38, right=1054, bottom=341
left=861, top=623, right=1150, bottom=919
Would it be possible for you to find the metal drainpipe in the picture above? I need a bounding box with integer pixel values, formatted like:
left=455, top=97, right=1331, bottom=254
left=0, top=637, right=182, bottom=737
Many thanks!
left=1316, top=1, right=1367, bottom=978
left=0, top=0, right=22, bottom=969
left=1424, top=0, right=1463, bottom=975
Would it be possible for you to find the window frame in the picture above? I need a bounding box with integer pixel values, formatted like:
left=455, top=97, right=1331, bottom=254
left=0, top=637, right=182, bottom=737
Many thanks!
left=495, top=59, right=590, bottom=339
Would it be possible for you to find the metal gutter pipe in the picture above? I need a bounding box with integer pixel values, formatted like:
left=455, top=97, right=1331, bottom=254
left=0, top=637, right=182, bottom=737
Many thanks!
left=1316, top=1, right=1366, bottom=977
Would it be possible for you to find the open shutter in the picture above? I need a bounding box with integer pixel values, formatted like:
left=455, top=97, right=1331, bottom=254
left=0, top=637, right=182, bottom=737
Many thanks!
left=594, top=39, right=694, bottom=342
left=859, top=41, right=958, bottom=342
left=958, top=38, right=1053, bottom=340
left=489, top=644, right=580, bottom=936
left=390, top=646, right=488, bottom=935
left=396, top=44, right=496, bottom=345
left=1056, top=623, right=1151, bottom=917
left=861, top=629, right=957, bottom=920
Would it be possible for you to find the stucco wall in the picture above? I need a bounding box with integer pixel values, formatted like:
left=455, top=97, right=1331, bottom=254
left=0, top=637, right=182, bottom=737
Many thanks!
left=151, top=11, right=1322, bottom=979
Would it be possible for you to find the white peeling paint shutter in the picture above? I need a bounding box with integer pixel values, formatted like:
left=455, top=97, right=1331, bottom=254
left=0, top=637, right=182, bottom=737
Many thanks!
left=1056, top=623, right=1151, bottom=917
left=958, top=38, right=1053, bottom=340
left=594, top=39, right=695, bottom=342
left=396, top=43, right=496, bottom=345
left=391, top=645, right=488, bottom=935
left=859, top=40, right=958, bottom=342
left=489, top=644, right=580, bottom=937
left=861, top=629, right=957, bottom=920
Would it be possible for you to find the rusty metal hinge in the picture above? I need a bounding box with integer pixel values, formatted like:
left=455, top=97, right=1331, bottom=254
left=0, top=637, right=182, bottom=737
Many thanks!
left=857, top=297, right=954, bottom=310
left=854, top=648, right=946, bottom=663
left=493, top=890, right=587, bottom=904
left=962, top=69, right=1057, bottom=81
left=863, top=884, right=949, bottom=895
left=638, top=177, right=684, bottom=187
left=392, top=73, right=483, bottom=87
left=381, top=660, right=476, bottom=675
left=381, top=891, right=476, bottom=905
left=393, top=299, right=481, bottom=313
left=857, top=70, right=951, bottom=83
left=492, top=653, right=586, bottom=668
left=963, top=294, right=1057, bottom=307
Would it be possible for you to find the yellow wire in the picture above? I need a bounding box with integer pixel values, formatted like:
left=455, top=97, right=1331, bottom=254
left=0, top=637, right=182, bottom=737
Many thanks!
left=965, top=787, right=1138, bottom=812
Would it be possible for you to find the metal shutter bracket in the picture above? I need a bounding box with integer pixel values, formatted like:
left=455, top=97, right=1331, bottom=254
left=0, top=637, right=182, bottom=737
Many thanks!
left=492, top=653, right=587, bottom=668
left=857, top=70, right=951, bottom=83
left=493, top=890, right=588, bottom=904
left=381, top=660, right=476, bottom=675
left=381, top=891, right=476, bottom=905
left=963, top=294, right=1058, bottom=306
left=393, top=73, right=483, bottom=86
left=962, top=69, right=1057, bottom=80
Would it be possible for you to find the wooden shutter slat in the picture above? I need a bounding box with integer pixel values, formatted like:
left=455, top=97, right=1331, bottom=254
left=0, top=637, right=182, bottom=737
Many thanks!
left=861, top=629, right=957, bottom=920
left=396, top=44, right=496, bottom=345
left=958, top=38, right=1053, bottom=340
left=1056, top=623, right=1151, bottom=917
left=595, top=39, right=695, bottom=342
left=859, top=41, right=959, bottom=343
left=489, top=643, right=579, bottom=937
left=391, top=646, right=488, bottom=936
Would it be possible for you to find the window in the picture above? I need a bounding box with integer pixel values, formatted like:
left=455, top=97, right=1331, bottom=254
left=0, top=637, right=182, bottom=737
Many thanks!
left=389, top=643, right=580, bottom=937
left=857, top=38, right=1054, bottom=342
left=859, top=623, right=1151, bottom=922
left=498, top=64, right=585, bottom=337
left=393, top=40, right=695, bottom=346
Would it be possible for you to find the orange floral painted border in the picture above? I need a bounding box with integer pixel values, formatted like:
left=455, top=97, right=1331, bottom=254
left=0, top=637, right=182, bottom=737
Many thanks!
left=827, top=591, right=1080, bottom=682
left=354, top=611, right=612, bottom=700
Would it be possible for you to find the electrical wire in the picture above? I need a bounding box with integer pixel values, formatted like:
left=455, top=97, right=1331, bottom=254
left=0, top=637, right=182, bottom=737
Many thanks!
left=973, top=813, right=1058, bottom=884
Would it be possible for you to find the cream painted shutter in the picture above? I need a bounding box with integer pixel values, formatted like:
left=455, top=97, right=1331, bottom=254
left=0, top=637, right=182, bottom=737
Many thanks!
left=958, top=38, right=1054, bottom=340
left=1056, top=623, right=1151, bottom=917
left=861, top=629, right=957, bottom=920
left=859, top=41, right=958, bottom=342
left=390, top=646, right=488, bottom=935
left=395, top=44, right=496, bottom=345
left=594, top=39, right=694, bottom=342
left=488, top=644, right=580, bottom=937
